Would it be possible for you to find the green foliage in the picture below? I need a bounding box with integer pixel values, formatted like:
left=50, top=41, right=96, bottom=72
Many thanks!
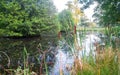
left=94, top=0, right=120, bottom=26
left=110, top=26, right=120, bottom=36
left=58, top=9, right=74, bottom=31
left=75, top=48, right=119, bottom=75
left=0, top=0, right=59, bottom=36
left=57, top=9, right=74, bottom=44
left=79, top=0, right=93, bottom=9
left=79, top=0, right=120, bottom=27
left=79, top=16, right=89, bottom=27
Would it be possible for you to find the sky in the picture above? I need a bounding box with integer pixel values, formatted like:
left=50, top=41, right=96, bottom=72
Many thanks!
left=53, top=0, right=97, bottom=22
left=53, top=0, right=70, bottom=12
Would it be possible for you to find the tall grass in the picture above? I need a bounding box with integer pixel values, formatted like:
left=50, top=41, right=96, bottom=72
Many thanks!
left=71, top=46, right=120, bottom=75
left=1, top=27, right=119, bottom=75
left=62, top=27, right=120, bottom=75
left=14, top=47, right=37, bottom=75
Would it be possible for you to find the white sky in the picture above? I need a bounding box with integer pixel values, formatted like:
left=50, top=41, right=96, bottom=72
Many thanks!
left=53, top=0, right=97, bottom=22
left=53, top=0, right=70, bottom=12
left=83, top=2, right=98, bottom=21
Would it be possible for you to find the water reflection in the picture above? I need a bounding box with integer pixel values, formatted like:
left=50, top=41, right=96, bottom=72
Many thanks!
left=0, top=36, right=57, bottom=70
left=51, top=33, right=104, bottom=75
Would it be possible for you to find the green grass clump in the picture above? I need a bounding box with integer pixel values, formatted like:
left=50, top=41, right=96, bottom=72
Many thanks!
left=72, top=47, right=120, bottom=75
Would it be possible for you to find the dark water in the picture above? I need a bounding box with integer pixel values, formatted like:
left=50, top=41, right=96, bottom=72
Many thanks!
left=0, top=36, right=58, bottom=69
left=0, top=33, right=120, bottom=74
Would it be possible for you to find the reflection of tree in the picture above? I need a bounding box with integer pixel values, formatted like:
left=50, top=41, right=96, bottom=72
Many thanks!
left=37, top=45, right=58, bottom=74
left=0, top=36, right=57, bottom=69
left=0, top=51, right=10, bottom=67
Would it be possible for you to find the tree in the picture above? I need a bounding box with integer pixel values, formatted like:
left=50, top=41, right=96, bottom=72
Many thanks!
left=79, top=16, right=89, bottom=27
left=79, top=0, right=120, bottom=27
left=58, top=9, right=74, bottom=31
left=79, top=0, right=93, bottom=9
left=66, top=0, right=83, bottom=25
left=0, top=0, right=59, bottom=36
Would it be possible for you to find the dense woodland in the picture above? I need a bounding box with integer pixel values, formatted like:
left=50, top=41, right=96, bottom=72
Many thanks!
left=0, top=0, right=120, bottom=37
left=0, top=0, right=60, bottom=37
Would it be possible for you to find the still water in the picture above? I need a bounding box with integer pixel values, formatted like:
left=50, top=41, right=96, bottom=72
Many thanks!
left=0, top=36, right=57, bottom=69
left=0, top=32, right=119, bottom=74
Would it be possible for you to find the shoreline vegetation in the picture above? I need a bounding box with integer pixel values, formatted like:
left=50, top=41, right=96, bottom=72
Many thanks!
left=0, top=0, right=120, bottom=74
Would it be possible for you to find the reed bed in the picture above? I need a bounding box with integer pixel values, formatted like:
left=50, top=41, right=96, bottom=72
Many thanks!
left=70, top=46, right=120, bottom=75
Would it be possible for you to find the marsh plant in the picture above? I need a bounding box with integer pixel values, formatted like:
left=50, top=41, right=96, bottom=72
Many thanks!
left=55, top=28, right=120, bottom=75
left=14, top=47, right=37, bottom=75
left=71, top=47, right=120, bottom=75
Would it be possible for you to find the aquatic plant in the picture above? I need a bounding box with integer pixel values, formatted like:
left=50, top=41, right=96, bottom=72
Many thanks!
left=72, top=46, right=120, bottom=75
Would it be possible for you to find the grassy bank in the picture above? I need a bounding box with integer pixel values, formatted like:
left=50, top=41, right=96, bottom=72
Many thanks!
left=72, top=47, right=120, bottom=75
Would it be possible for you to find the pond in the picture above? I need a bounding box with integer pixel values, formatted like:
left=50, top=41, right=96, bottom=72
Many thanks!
left=0, top=32, right=120, bottom=75
left=0, top=35, right=58, bottom=73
